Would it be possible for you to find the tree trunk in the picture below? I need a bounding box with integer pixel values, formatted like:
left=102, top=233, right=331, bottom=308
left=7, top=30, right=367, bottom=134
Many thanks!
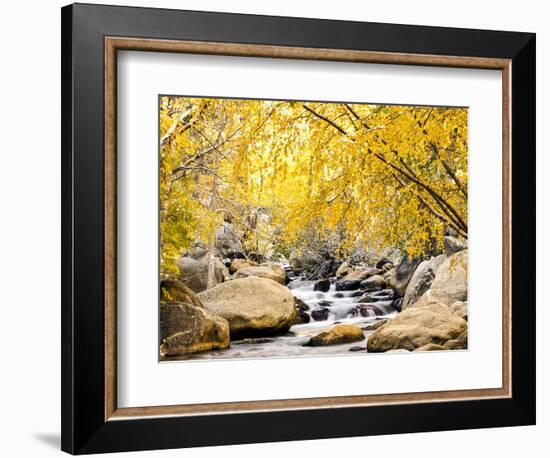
left=206, top=233, right=217, bottom=290
left=206, top=168, right=219, bottom=290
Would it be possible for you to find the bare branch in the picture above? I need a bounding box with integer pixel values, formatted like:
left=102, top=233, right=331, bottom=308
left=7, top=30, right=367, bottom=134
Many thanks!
left=303, top=104, right=348, bottom=135
left=160, top=108, right=192, bottom=146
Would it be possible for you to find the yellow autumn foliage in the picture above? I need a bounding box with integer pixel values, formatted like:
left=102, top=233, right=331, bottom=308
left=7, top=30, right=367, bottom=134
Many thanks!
left=160, top=96, right=468, bottom=275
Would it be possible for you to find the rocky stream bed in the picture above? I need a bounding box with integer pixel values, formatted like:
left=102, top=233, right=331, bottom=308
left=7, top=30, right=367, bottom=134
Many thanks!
left=163, top=276, right=397, bottom=361
left=160, top=234, right=468, bottom=361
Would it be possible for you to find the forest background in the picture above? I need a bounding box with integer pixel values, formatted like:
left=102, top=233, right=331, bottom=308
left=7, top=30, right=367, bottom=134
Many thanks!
left=160, top=96, right=468, bottom=282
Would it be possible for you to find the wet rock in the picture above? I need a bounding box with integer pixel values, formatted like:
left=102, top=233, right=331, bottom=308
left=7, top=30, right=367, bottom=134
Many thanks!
left=313, top=278, right=331, bottom=292
left=307, top=324, right=365, bottom=346
left=351, top=300, right=395, bottom=318
left=318, top=300, right=333, bottom=307
left=393, top=297, right=403, bottom=312
left=349, top=346, right=366, bottom=352
left=293, top=310, right=311, bottom=325
left=160, top=303, right=230, bottom=356
left=198, top=277, right=296, bottom=339
left=311, top=307, right=330, bottom=321
left=335, top=279, right=363, bottom=291
left=294, top=297, right=310, bottom=311
left=333, top=292, right=345, bottom=298
left=335, top=268, right=385, bottom=291
left=357, top=288, right=395, bottom=303
left=360, top=275, right=386, bottom=292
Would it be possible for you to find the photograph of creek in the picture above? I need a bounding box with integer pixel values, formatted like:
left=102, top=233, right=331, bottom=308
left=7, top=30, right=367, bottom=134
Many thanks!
left=159, top=96, right=469, bottom=361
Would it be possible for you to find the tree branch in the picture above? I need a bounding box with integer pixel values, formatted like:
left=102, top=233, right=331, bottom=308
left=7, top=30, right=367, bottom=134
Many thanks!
left=160, top=108, right=192, bottom=146
left=299, top=103, right=468, bottom=234
left=429, top=142, right=468, bottom=198
left=303, top=104, right=348, bottom=135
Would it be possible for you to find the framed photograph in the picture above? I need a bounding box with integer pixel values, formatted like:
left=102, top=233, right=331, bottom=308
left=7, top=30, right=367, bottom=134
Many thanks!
left=61, top=3, right=536, bottom=454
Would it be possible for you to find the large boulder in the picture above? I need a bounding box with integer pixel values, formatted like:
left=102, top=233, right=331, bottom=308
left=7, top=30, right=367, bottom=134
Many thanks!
left=229, top=258, right=258, bottom=274
left=160, top=303, right=230, bottom=356
left=198, top=277, right=296, bottom=339
left=385, top=256, right=423, bottom=296
left=214, top=222, right=245, bottom=259
left=160, top=279, right=204, bottom=309
left=176, top=256, right=230, bottom=293
left=307, top=324, right=365, bottom=346
left=366, top=302, right=468, bottom=352
left=232, top=265, right=286, bottom=285
left=420, top=250, right=468, bottom=307
left=402, top=255, right=446, bottom=310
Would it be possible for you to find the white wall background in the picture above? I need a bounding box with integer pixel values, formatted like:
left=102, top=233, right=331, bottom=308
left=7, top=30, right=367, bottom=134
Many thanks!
left=0, top=0, right=545, bottom=456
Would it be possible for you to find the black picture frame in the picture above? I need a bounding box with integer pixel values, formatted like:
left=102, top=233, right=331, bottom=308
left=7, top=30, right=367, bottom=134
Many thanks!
left=61, top=3, right=536, bottom=454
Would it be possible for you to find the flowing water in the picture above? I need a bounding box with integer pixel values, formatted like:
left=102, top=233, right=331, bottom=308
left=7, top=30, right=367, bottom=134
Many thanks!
left=163, top=275, right=397, bottom=362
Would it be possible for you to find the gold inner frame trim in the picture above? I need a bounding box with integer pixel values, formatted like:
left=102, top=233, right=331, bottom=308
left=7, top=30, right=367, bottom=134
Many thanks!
left=104, top=36, right=512, bottom=421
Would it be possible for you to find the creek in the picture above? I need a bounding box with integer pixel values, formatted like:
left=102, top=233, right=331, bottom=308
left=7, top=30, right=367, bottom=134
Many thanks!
left=165, top=276, right=396, bottom=361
